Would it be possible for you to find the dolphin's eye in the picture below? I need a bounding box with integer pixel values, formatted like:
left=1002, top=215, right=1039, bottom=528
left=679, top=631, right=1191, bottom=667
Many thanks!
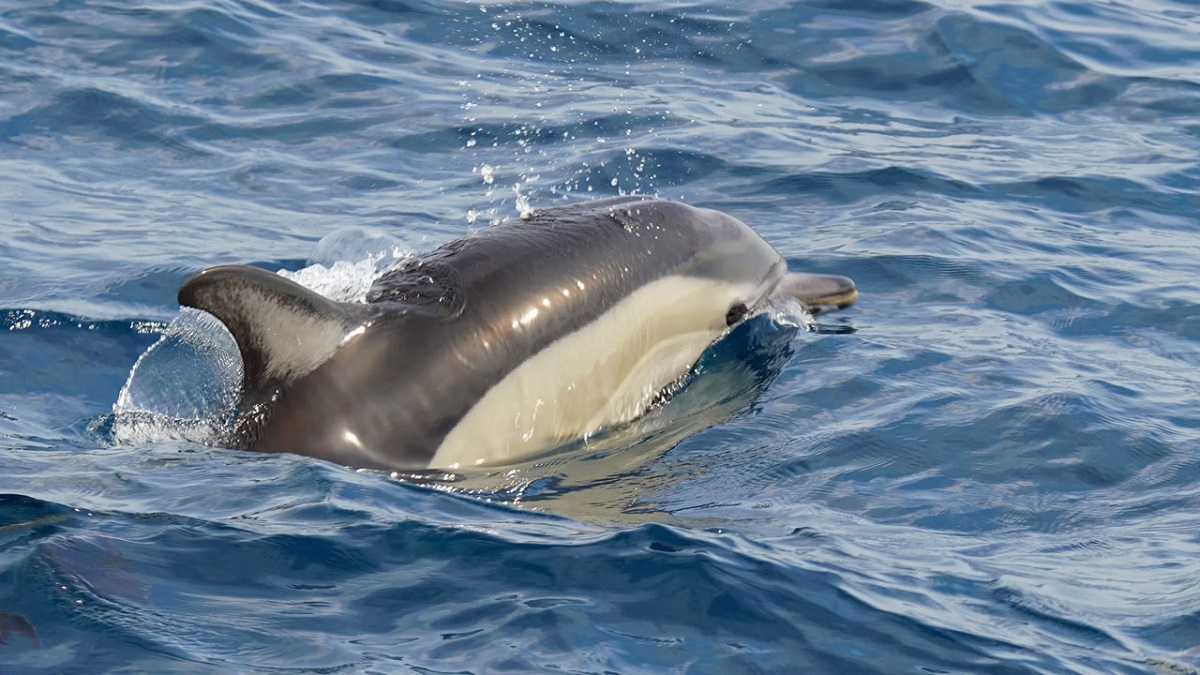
left=725, top=303, right=748, bottom=326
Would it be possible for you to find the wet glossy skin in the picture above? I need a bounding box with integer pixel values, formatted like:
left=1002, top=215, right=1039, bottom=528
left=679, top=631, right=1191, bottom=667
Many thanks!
left=212, top=197, right=789, bottom=470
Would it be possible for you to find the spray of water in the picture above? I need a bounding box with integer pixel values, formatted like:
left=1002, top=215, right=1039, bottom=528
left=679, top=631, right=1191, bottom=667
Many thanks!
left=109, top=228, right=411, bottom=446
left=763, top=295, right=817, bottom=331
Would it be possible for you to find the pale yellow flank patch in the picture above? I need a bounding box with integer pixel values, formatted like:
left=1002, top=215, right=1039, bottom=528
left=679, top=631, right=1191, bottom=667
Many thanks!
left=430, top=276, right=755, bottom=469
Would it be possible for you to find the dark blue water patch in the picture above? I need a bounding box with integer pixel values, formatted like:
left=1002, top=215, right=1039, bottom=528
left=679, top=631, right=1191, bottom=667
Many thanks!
left=983, top=272, right=1107, bottom=316
left=0, top=498, right=1074, bottom=673
left=94, top=266, right=199, bottom=309
left=0, top=87, right=208, bottom=157
left=838, top=254, right=996, bottom=300
left=0, top=22, right=38, bottom=51
left=23, top=4, right=286, bottom=80
left=403, top=3, right=778, bottom=71
left=0, top=310, right=159, bottom=404
left=798, top=0, right=935, bottom=19
left=242, top=73, right=403, bottom=110
left=731, top=165, right=1200, bottom=219
left=392, top=113, right=682, bottom=154
left=738, top=165, right=980, bottom=203
left=567, top=148, right=731, bottom=194
left=751, top=6, right=1130, bottom=114
left=991, top=174, right=1200, bottom=217
left=1060, top=299, right=1200, bottom=342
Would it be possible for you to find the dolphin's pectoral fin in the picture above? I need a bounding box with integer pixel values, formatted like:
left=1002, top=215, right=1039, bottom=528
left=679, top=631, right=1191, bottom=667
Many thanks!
left=770, top=272, right=859, bottom=314
left=178, top=265, right=362, bottom=395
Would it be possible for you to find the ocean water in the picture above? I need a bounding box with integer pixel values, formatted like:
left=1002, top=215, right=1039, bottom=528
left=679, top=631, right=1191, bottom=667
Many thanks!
left=2, top=0, right=1199, bottom=672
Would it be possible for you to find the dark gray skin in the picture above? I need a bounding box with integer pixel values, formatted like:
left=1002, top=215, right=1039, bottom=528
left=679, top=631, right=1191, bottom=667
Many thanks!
left=179, top=197, right=856, bottom=471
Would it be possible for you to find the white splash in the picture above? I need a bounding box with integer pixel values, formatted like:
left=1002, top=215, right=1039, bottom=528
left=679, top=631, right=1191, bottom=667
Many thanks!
left=111, top=308, right=242, bottom=445
left=764, top=295, right=817, bottom=331
left=280, top=227, right=410, bottom=302
left=110, top=227, right=410, bottom=446
left=514, top=184, right=533, bottom=220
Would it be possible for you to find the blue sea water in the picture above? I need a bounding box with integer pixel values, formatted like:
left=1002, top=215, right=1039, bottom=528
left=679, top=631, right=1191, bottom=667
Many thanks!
left=2, top=0, right=1199, bottom=671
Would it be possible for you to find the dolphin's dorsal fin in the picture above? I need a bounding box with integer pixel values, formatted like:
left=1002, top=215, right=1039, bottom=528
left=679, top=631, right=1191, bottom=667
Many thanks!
left=178, top=265, right=364, bottom=394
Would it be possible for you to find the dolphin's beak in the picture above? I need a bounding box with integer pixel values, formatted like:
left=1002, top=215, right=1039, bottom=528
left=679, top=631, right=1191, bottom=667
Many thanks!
left=772, top=272, right=858, bottom=314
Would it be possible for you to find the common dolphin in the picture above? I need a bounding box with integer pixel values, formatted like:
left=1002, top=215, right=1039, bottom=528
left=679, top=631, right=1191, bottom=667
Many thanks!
left=179, top=196, right=857, bottom=471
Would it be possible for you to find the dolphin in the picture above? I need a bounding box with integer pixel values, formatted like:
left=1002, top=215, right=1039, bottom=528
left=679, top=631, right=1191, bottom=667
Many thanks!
left=179, top=196, right=857, bottom=471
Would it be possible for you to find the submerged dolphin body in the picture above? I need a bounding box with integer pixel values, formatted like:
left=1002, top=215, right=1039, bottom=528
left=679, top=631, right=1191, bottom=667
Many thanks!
left=179, top=197, right=857, bottom=470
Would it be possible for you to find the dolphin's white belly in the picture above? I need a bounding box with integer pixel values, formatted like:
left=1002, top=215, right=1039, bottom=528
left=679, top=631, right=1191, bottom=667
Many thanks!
left=429, top=275, right=754, bottom=469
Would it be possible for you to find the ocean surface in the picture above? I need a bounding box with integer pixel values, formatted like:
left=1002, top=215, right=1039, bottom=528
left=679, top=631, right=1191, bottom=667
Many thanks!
left=2, top=0, right=1199, bottom=672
